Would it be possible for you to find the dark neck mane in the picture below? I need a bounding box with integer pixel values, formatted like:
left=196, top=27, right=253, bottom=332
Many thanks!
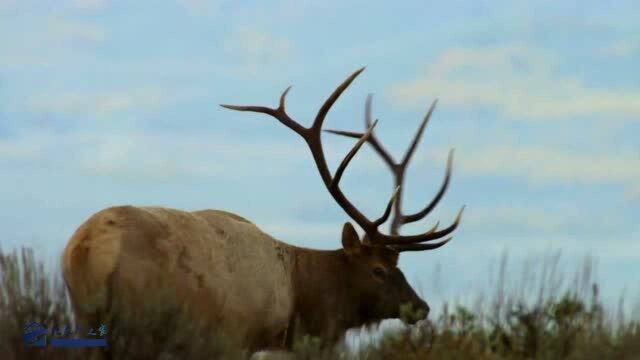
left=287, top=247, right=362, bottom=346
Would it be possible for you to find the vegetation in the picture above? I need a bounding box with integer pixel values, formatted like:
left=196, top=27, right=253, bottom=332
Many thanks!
left=1, top=246, right=638, bottom=359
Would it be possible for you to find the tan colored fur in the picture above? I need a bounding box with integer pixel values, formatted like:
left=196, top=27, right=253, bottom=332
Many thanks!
left=62, top=205, right=295, bottom=347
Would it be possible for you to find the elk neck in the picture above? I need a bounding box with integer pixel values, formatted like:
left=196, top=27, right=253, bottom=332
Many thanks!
left=287, top=246, right=362, bottom=343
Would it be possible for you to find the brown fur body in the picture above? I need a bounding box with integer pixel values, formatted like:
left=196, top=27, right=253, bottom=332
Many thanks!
left=62, top=206, right=296, bottom=350
left=62, top=205, right=427, bottom=351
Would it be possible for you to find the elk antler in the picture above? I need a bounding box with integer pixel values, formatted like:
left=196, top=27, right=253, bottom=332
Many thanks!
left=326, top=94, right=463, bottom=251
left=221, top=68, right=463, bottom=250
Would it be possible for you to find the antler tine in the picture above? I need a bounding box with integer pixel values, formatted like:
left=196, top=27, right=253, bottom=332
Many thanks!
left=327, top=95, right=404, bottom=235
left=400, top=99, right=437, bottom=167
left=332, top=119, right=378, bottom=187
left=325, top=95, right=462, bottom=247
left=364, top=94, right=397, bottom=170
left=312, top=67, right=366, bottom=131
left=375, top=205, right=464, bottom=245
left=325, top=94, right=397, bottom=172
left=223, top=67, right=380, bottom=237
left=373, top=186, right=401, bottom=227
left=324, top=129, right=362, bottom=138
left=384, top=99, right=438, bottom=233
left=324, top=127, right=396, bottom=173
left=402, top=148, right=454, bottom=224
left=391, top=237, right=452, bottom=252
left=221, top=85, right=307, bottom=137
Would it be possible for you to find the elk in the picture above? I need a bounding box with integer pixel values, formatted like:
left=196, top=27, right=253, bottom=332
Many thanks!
left=61, top=68, right=464, bottom=353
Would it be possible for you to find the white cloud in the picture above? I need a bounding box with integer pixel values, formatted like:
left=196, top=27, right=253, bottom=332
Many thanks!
left=0, top=133, right=49, bottom=160
left=626, top=185, right=640, bottom=203
left=603, top=40, right=638, bottom=58
left=465, top=146, right=639, bottom=184
left=47, top=18, right=106, bottom=43
left=463, top=204, right=625, bottom=234
left=69, top=0, right=110, bottom=11
left=27, top=86, right=205, bottom=116
left=387, top=45, right=640, bottom=119
left=0, top=130, right=308, bottom=179
left=0, top=17, right=106, bottom=70
left=223, top=29, right=294, bottom=76
left=416, top=144, right=640, bottom=188
left=177, top=0, right=220, bottom=17
left=0, top=0, right=18, bottom=11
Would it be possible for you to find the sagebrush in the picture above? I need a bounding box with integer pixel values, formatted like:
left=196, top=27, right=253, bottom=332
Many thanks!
left=1, top=246, right=638, bottom=359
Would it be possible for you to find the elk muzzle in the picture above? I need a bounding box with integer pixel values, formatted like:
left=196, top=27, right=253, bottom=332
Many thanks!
left=402, top=297, right=430, bottom=325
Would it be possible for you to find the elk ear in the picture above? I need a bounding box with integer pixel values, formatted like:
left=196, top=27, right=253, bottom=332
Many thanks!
left=341, top=222, right=362, bottom=256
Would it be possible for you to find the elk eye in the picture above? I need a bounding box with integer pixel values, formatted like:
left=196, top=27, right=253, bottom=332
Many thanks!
left=372, top=267, right=386, bottom=279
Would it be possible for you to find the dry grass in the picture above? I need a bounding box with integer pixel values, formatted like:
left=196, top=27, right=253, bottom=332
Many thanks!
left=1, top=246, right=638, bottom=359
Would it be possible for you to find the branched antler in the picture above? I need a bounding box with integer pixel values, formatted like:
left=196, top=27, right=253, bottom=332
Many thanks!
left=221, top=68, right=463, bottom=250
left=326, top=94, right=464, bottom=251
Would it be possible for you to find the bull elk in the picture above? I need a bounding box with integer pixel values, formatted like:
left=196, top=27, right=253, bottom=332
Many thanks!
left=61, top=68, right=464, bottom=353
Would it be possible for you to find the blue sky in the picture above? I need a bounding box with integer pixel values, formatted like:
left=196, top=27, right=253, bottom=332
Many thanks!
left=1, top=0, right=639, bottom=316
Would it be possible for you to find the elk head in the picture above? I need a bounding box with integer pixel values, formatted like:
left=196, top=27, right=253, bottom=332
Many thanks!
left=221, top=67, right=464, bottom=329
left=338, top=222, right=429, bottom=326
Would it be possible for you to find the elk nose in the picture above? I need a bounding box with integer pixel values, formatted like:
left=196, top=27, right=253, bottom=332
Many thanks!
left=406, top=299, right=430, bottom=325
left=416, top=299, right=430, bottom=320
left=422, top=300, right=431, bottom=318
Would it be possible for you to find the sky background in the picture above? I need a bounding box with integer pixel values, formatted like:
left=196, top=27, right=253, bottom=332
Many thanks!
left=1, top=0, right=639, bottom=322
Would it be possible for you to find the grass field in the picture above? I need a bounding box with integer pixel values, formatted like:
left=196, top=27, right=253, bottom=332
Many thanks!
left=1, top=246, right=638, bottom=359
